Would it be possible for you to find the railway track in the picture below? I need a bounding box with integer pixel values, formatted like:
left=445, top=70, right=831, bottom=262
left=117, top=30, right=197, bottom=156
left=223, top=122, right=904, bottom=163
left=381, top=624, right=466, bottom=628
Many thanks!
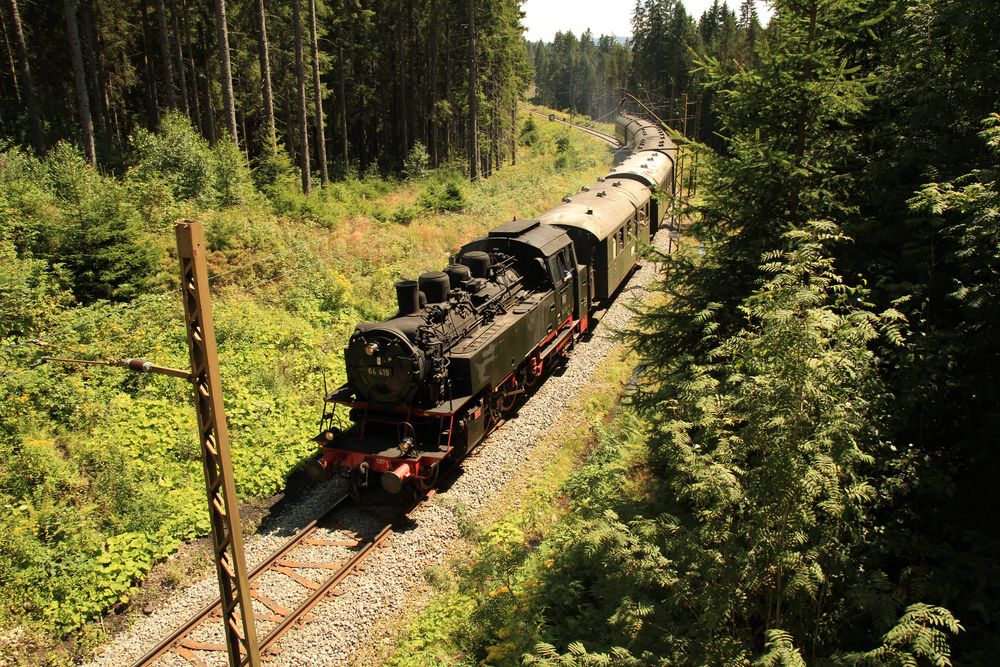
left=522, top=107, right=620, bottom=147
left=129, top=424, right=504, bottom=667
left=130, top=493, right=412, bottom=666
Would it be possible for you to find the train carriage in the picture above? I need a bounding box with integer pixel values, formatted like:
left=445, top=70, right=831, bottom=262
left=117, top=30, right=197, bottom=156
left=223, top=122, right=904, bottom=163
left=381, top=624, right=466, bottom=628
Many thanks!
left=616, top=114, right=649, bottom=147
left=605, top=150, right=675, bottom=233
left=536, top=179, right=651, bottom=302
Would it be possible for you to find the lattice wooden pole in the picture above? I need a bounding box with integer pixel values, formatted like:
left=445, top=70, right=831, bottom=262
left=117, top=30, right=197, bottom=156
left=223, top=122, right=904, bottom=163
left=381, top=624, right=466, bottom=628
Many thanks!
left=176, top=220, right=261, bottom=667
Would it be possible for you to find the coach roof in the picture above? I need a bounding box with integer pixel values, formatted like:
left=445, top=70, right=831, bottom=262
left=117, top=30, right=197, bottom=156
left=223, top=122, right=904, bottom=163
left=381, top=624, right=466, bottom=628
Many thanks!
left=537, top=186, right=638, bottom=242
left=606, top=151, right=674, bottom=190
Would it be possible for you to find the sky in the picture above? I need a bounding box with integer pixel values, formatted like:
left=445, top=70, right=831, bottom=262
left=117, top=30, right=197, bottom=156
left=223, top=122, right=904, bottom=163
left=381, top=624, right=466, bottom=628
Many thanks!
left=521, top=0, right=773, bottom=43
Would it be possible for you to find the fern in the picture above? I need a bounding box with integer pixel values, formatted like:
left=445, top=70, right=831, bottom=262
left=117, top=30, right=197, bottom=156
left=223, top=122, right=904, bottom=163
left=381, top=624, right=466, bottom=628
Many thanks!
left=839, top=604, right=962, bottom=667
left=756, top=629, right=807, bottom=667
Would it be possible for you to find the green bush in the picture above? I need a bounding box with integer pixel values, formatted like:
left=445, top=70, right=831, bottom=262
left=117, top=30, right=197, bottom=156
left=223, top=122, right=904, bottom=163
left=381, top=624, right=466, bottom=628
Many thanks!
left=553, top=132, right=577, bottom=173
left=520, top=116, right=539, bottom=146
left=212, top=139, right=258, bottom=207
left=252, top=141, right=295, bottom=190
left=0, top=145, right=51, bottom=251
left=203, top=210, right=279, bottom=254
left=404, top=141, right=430, bottom=180
left=7, top=142, right=164, bottom=303
left=126, top=112, right=258, bottom=209
left=391, top=203, right=420, bottom=224
left=0, top=240, right=73, bottom=338
left=418, top=180, right=466, bottom=212
left=127, top=113, right=217, bottom=205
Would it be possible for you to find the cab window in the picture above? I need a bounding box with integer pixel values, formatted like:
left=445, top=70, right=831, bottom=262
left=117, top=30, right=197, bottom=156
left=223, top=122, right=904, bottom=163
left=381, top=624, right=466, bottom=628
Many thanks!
left=556, top=247, right=573, bottom=282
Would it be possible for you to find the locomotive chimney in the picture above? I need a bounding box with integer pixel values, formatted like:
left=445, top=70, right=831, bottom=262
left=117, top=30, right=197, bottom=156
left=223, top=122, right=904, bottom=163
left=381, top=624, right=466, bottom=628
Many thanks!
left=395, top=280, right=420, bottom=315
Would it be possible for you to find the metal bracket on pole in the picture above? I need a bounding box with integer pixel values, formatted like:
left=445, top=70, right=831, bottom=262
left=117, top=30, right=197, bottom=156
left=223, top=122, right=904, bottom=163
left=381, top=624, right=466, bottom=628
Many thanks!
left=176, top=220, right=261, bottom=667
left=40, top=357, right=193, bottom=379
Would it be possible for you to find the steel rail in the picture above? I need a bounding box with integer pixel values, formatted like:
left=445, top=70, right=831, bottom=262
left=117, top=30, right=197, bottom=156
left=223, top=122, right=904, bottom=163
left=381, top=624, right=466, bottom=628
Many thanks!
left=250, top=421, right=496, bottom=655
left=258, top=516, right=401, bottom=656
left=130, top=493, right=353, bottom=667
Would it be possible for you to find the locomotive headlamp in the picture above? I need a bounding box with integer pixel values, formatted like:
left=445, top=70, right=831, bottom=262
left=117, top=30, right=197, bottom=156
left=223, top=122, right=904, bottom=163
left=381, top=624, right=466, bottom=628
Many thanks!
left=399, top=436, right=414, bottom=454
left=365, top=341, right=380, bottom=356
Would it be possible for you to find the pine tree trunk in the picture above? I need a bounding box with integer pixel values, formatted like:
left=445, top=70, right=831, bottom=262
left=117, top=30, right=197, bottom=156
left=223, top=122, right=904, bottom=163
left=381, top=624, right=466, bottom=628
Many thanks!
left=0, top=7, right=21, bottom=102
left=213, top=0, right=237, bottom=142
left=490, top=82, right=498, bottom=174
left=396, top=6, right=408, bottom=162
left=154, top=0, right=176, bottom=108
left=170, top=0, right=190, bottom=115
left=338, top=42, right=348, bottom=165
left=292, top=0, right=311, bottom=194
left=255, top=0, right=276, bottom=150
left=93, top=8, right=114, bottom=142
left=199, top=18, right=216, bottom=143
left=467, top=0, right=478, bottom=181
left=510, top=97, right=516, bottom=166
left=182, top=0, right=202, bottom=133
left=141, top=0, right=159, bottom=128
left=308, top=0, right=327, bottom=185
left=5, top=0, right=44, bottom=154
left=443, top=18, right=451, bottom=161
left=393, top=3, right=410, bottom=162
left=63, top=0, right=95, bottom=165
left=78, top=0, right=106, bottom=142
left=428, top=0, right=439, bottom=165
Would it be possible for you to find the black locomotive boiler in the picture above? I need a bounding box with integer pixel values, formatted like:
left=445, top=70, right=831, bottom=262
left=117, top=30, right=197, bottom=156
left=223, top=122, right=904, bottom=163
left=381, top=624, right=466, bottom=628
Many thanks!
left=307, top=114, right=676, bottom=495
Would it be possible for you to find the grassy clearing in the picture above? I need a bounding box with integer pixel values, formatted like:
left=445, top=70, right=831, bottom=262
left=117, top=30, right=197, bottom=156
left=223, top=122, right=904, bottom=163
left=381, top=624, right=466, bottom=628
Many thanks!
left=0, top=110, right=615, bottom=664
left=371, top=346, right=642, bottom=667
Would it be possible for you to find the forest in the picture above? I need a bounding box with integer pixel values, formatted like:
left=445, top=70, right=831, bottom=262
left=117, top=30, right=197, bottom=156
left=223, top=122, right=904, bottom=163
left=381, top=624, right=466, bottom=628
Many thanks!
left=390, top=0, right=1000, bottom=665
left=0, top=0, right=527, bottom=185
left=2, top=0, right=999, bottom=664
left=529, top=0, right=762, bottom=148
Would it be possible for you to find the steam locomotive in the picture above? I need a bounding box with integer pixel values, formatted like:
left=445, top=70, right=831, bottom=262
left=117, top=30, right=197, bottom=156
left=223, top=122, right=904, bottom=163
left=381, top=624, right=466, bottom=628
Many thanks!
left=306, top=114, right=676, bottom=495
